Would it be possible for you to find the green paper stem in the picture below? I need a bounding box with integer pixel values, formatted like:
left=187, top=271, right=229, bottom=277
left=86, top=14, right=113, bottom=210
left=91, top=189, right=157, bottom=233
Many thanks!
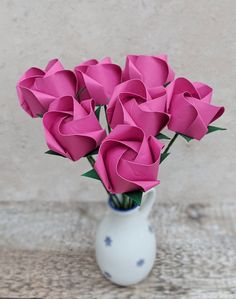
left=95, top=106, right=102, bottom=120
left=163, top=133, right=179, bottom=154
left=160, top=133, right=179, bottom=164
left=112, top=195, right=122, bottom=208
left=122, top=194, right=130, bottom=210
left=129, top=197, right=133, bottom=209
left=104, top=105, right=111, bottom=133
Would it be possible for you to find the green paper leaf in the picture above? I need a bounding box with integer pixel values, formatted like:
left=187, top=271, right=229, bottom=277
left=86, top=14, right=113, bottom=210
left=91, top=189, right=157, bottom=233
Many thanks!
left=37, top=114, right=43, bottom=118
left=207, top=125, right=226, bottom=134
left=124, top=190, right=143, bottom=206
left=85, top=148, right=99, bottom=157
left=45, top=150, right=65, bottom=158
left=160, top=152, right=170, bottom=163
left=156, top=133, right=171, bottom=140
left=95, top=106, right=102, bottom=120
left=180, top=133, right=193, bottom=142
left=82, top=168, right=100, bottom=180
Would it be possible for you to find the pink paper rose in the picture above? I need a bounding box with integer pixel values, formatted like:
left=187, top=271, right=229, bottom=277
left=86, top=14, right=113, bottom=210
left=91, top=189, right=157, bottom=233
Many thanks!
left=107, top=79, right=169, bottom=136
left=74, top=57, right=122, bottom=105
left=122, top=55, right=175, bottom=96
left=43, top=96, right=106, bottom=161
left=166, top=77, right=225, bottom=140
left=17, top=59, right=77, bottom=117
left=94, top=124, right=164, bottom=194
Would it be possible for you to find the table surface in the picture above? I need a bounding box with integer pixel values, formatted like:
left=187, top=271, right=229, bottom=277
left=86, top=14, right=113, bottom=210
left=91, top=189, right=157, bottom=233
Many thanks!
left=0, top=199, right=236, bottom=299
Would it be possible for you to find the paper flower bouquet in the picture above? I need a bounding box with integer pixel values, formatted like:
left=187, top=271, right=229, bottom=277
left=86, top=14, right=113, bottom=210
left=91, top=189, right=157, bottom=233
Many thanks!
left=16, top=55, right=225, bottom=285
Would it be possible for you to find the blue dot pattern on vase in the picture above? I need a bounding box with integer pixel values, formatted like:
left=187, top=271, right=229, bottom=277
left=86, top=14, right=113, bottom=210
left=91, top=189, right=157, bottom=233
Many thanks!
left=104, top=271, right=112, bottom=279
left=104, top=236, right=112, bottom=246
left=148, top=225, right=154, bottom=233
left=137, top=259, right=145, bottom=267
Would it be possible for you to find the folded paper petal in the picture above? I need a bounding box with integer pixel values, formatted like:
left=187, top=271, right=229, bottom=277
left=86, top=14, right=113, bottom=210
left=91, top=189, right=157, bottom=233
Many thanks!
left=107, top=79, right=169, bottom=136
left=43, top=97, right=106, bottom=161
left=18, top=88, right=55, bottom=117
left=167, top=77, right=225, bottom=140
left=94, top=125, right=163, bottom=194
left=44, top=59, right=64, bottom=75
left=122, top=55, right=175, bottom=90
left=16, top=59, right=77, bottom=117
left=74, top=57, right=122, bottom=105
left=34, top=70, right=76, bottom=97
left=193, top=82, right=213, bottom=103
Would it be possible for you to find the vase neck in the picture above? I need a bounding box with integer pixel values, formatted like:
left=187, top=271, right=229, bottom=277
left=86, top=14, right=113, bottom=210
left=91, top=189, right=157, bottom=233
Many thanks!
left=108, top=188, right=156, bottom=219
left=108, top=196, right=140, bottom=216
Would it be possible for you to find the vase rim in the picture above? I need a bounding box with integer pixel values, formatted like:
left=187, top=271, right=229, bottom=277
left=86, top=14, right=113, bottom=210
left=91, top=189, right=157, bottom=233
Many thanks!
left=108, top=196, right=140, bottom=215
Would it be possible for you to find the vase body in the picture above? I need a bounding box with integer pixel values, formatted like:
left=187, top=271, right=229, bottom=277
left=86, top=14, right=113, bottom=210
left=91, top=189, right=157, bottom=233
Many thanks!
left=95, top=188, right=156, bottom=286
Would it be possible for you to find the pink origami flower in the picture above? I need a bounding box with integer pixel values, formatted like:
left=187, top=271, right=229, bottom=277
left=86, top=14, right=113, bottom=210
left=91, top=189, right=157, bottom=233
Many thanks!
left=107, top=79, right=169, bottom=136
left=94, top=124, right=164, bottom=194
left=166, top=78, right=225, bottom=140
left=43, top=96, right=106, bottom=161
left=17, top=59, right=77, bottom=117
left=74, top=57, right=122, bottom=105
left=122, top=55, right=175, bottom=96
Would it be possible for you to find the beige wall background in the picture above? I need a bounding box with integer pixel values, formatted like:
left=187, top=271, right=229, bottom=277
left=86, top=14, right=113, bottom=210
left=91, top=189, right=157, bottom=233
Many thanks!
left=0, top=0, right=235, bottom=205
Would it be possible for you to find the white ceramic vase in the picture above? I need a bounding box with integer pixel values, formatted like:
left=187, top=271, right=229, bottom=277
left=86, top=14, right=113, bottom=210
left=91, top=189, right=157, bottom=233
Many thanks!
left=95, top=188, right=156, bottom=286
